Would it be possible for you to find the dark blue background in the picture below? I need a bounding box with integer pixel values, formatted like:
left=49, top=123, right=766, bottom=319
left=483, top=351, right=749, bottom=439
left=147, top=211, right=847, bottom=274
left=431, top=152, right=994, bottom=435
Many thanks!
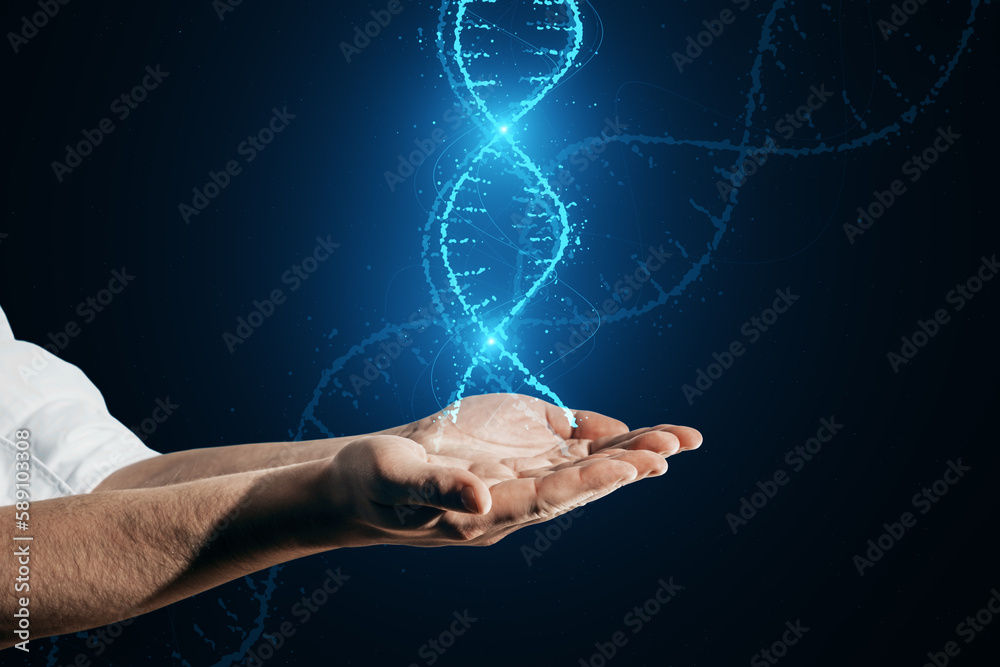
left=2, top=0, right=998, bottom=665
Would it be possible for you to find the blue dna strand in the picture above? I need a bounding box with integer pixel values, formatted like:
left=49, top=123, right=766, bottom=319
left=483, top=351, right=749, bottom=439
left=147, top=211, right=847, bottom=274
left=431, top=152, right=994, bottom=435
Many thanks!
left=288, top=0, right=987, bottom=446
left=424, top=0, right=586, bottom=423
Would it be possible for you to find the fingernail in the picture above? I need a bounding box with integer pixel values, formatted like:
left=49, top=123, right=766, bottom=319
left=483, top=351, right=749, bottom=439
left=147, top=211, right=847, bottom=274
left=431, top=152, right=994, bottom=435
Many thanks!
left=461, top=487, right=480, bottom=513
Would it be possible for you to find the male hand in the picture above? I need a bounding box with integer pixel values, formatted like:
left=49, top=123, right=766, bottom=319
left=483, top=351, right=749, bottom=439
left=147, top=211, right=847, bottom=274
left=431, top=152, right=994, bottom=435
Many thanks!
left=325, top=394, right=702, bottom=548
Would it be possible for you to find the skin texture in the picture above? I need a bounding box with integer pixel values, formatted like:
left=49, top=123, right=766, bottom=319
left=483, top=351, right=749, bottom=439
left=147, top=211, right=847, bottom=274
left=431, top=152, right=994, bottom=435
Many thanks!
left=1, top=393, right=701, bottom=649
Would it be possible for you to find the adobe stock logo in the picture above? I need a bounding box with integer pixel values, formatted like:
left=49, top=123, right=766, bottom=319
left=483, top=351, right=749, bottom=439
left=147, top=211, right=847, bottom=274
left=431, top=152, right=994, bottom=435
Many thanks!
left=725, top=417, right=844, bottom=535
left=36, top=268, right=136, bottom=359
left=345, top=289, right=464, bottom=397
left=578, top=578, right=684, bottom=667
left=179, top=107, right=296, bottom=224
left=51, top=65, right=170, bottom=183
left=129, top=396, right=180, bottom=442
left=670, top=0, right=752, bottom=73
left=716, top=83, right=837, bottom=202
left=852, top=459, right=971, bottom=577
left=339, top=0, right=412, bottom=63
left=407, top=611, right=477, bottom=667
left=520, top=507, right=585, bottom=566
left=6, top=0, right=71, bottom=54
left=877, top=0, right=932, bottom=41
left=555, top=245, right=672, bottom=363
left=921, top=587, right=1000, bottom=667
left=240, top=568, right=351, bottom=667
left=222, top=236, right=339, bottom=353
left=886, top=254, right=997, bottom=373
left=844, top=126, right=961, bottom=244
left=750, top=620, right=810, bottom=667
left=681, top=288, right=801, bottom=404
left=213, top=0, right=243, bottom=22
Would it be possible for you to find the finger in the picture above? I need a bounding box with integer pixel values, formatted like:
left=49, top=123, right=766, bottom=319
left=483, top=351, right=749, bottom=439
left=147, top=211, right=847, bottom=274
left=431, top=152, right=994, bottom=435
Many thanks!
left=366, top=438, right=493, bottom=515
left=590, top=425, right=703, bottom=455
left=585, top=449, right=669, bottom=479
left=595, top=430, right=681, bottom=457
left=518, top=448, right=668, bottom=480
left=540, top=403, right=629, bottom=441
left=669, top=425, right=704, bottom=451
left=486, top=458, right=638, bottom=527
left=476, top=453, right=667, bottom=543
left=568, top=409, right=630, bottom=441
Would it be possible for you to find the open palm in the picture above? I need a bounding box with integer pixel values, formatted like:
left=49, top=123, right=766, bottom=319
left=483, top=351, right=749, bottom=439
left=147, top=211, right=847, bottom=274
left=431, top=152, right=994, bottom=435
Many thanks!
left=331, top=394, right=702, bottom=548
left=402, top=392, right=700, bottom=480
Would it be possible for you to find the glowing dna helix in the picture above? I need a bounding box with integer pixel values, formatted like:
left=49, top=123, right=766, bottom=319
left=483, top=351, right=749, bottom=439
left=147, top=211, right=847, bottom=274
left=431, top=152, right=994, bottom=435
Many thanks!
left=425, top=0, right=585, bottom=424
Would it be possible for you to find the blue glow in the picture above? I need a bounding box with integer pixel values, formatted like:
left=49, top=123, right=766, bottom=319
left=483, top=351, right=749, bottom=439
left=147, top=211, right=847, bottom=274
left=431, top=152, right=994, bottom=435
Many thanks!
left=291, top=0, right=988, bottom=444
left=427, top=0, right=584, bottom=425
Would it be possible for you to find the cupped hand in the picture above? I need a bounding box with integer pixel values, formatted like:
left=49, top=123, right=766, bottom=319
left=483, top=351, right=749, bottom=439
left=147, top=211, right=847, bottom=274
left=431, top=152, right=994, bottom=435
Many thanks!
left=326, top=393, right=702, bottom=548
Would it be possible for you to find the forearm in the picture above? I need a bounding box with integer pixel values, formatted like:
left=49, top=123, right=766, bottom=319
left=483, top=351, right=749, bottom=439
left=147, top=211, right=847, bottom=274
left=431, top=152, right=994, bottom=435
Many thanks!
left=95, top=434, right=375, bottom=491
left=95, top=417, right=420, bottom=492
left=1, top=460, right=340, bottom=648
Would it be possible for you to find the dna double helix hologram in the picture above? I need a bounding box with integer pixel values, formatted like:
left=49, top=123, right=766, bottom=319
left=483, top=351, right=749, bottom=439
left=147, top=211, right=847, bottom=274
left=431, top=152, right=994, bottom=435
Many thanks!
left=422, top=0, right=585, bottom=424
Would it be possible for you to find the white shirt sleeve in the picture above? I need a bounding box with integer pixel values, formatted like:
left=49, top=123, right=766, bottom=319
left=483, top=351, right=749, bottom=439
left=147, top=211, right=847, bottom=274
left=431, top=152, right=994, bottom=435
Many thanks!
left=0, top=304, right=161, bottom=505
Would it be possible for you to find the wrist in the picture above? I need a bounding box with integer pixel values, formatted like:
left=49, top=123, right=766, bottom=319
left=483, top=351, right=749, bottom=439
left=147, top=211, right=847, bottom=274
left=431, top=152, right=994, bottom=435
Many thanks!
left=234, top=460, right=356, bottom=555
left=302, top=454, right=375, bottom=550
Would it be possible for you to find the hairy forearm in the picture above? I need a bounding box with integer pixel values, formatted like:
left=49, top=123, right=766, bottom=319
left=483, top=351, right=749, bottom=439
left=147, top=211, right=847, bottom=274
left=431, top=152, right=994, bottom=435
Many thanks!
left=1, top=460, right=339, bottom=648
left=94, top=435, right=367, bottom=491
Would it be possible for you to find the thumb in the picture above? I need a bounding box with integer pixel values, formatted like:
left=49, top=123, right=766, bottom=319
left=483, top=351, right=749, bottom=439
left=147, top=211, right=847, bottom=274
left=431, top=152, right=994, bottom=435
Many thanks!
left=368, top=437, right=492, bottom=515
